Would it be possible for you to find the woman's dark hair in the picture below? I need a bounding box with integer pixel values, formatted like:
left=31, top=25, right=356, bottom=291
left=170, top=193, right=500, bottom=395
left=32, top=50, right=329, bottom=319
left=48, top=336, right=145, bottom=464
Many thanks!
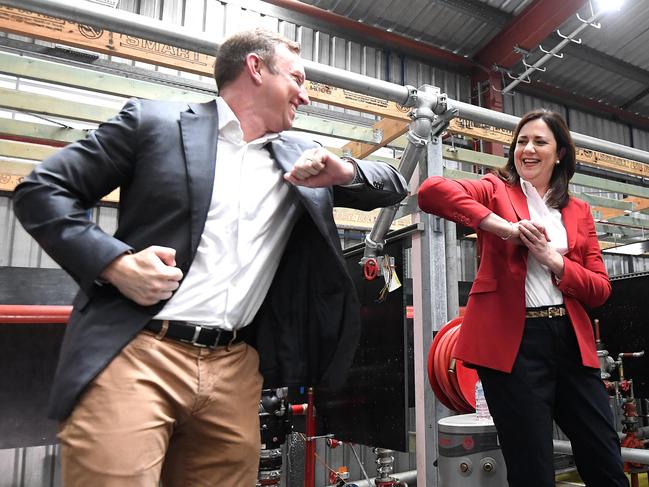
left=497, top=109, right=576, bottom=209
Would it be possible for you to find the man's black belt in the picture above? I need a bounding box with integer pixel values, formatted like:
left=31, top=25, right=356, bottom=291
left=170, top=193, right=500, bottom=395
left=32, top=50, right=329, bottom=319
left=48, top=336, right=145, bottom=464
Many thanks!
left=145, top=320, right=245, bottom=348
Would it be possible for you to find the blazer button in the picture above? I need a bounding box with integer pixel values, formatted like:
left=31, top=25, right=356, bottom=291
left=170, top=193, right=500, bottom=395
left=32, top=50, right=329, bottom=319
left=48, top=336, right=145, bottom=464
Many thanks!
left=372, top=181, right=384, bottom=190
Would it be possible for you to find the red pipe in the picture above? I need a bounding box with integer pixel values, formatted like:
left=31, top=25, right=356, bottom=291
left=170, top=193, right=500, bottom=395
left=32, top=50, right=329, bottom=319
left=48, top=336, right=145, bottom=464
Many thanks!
left=0, top=305, right=72, bottom=323
left=304, top=387, right=316, bottom=487
left=262, top=0, right=474, bottom=71
left=291, top=403, right=308, bottom=415
left=0, top=133, right=69, bottom=148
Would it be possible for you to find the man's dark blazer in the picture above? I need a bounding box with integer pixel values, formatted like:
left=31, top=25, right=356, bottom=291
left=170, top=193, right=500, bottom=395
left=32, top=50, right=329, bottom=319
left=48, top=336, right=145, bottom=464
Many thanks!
left=13, top=98, right=408, bottom=420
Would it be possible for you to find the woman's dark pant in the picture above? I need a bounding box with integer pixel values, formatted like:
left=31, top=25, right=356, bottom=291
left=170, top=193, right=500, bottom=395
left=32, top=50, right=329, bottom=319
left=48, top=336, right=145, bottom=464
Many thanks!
left=477, top=316, right=629, bottom=487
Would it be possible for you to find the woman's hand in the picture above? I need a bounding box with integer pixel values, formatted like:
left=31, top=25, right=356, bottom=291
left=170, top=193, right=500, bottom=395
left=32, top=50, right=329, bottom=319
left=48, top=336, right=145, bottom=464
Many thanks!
left=518, top=220, right=564, bottom=277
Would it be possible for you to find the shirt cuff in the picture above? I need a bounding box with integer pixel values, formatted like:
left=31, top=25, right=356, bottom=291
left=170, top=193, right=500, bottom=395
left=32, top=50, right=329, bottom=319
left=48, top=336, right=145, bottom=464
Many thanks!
left=340, top=156, right=364, bottom=186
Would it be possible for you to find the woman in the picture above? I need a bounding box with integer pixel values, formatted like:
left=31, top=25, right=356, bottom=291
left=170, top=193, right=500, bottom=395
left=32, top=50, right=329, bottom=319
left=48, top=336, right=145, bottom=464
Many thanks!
left=418, top=109, right=628, bottom=487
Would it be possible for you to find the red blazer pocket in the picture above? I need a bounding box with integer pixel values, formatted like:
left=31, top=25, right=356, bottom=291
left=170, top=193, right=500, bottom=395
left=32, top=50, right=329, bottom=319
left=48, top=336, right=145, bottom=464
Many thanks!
left=469, top=277, right=497, bottom=294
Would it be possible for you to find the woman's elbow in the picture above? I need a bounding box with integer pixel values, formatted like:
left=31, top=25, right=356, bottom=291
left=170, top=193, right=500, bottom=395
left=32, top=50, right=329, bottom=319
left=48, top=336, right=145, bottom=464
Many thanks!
left=417, top=176, right=445, bottom=213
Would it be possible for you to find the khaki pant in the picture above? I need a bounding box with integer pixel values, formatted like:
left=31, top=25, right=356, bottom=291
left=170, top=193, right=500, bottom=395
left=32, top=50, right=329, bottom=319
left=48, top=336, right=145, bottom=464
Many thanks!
left=58, top=331, right=263, bottom=487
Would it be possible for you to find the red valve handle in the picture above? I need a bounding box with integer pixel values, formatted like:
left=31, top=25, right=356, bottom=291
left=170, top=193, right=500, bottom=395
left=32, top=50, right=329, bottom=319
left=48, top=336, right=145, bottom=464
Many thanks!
left=364, top=258, right=379, bottom=280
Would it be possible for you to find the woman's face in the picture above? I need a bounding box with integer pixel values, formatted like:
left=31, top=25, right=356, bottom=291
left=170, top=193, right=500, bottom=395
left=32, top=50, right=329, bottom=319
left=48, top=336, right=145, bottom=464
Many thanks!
left=513, top=118, right=562, bottom=195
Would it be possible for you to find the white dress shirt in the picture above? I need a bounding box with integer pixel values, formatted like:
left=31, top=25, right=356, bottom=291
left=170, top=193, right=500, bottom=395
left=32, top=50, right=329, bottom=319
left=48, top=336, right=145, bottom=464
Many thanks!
left=154, top=97, right=300, bottom=330
left=520, top=179, right=568, bottom=308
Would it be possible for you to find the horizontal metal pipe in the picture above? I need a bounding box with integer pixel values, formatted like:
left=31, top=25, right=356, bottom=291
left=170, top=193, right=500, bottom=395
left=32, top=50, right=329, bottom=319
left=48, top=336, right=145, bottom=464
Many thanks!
left=554, top=439, right=649, bottom=465
left=2, top=0, right=411, bottom=106
left=0, top=305, right=71, bottom=323
left=6, top=0, right=649, bottom=163
left=325, top=469, right=417, bottom=487
left=0, top=0, right=217, bottom=55
left=451, top=100, right=649, bottom=165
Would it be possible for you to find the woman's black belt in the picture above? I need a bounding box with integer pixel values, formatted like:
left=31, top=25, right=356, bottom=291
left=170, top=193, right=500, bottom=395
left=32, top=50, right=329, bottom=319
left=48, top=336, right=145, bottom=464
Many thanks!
left=525, top=306, right=567, bottom=319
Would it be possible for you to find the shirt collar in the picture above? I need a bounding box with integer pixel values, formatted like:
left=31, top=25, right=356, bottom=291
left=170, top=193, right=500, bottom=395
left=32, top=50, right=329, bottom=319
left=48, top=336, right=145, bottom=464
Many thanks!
left=215, top=97, right=280, bottom=146
left=519, top=177, right=550, bottom=204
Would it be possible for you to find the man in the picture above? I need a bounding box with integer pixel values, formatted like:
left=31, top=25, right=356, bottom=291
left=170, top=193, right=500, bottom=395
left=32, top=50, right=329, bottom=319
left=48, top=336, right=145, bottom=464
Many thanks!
left=13, top=28, right=407, bottom=487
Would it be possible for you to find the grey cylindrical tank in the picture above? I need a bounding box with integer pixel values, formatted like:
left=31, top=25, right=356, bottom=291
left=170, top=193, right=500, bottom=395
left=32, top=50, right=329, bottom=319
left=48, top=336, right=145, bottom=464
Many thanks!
left=437, top=413, right=508, bottom=487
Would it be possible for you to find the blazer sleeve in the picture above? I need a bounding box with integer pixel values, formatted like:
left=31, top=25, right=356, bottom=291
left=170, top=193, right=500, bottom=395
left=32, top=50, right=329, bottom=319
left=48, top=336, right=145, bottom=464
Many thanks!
left=12, top=99, right=141, bottom=294
left=417, top=174, right=496, bottom=228
left=332, top=158, right=408, bottom=210
left=556, top=203, right=611, bottom=308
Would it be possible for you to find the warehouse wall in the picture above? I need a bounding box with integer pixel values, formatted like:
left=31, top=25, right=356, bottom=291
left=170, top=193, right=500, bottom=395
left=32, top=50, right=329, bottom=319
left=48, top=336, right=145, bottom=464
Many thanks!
left=2, top=1, right=649, bottom=486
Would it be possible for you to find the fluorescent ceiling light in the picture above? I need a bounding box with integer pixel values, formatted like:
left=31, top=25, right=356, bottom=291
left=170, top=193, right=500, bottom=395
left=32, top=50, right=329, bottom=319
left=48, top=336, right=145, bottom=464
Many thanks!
left=595, top=0, right=624, bottom=11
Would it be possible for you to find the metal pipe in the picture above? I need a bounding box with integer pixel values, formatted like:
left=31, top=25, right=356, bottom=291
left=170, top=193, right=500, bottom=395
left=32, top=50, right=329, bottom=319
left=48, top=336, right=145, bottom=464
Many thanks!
left=304, top=387, right=316, bottom=487
left=325, top=469, right=417, bottom=487
left=450, top=99, right=649, bottom=164
left=0, top=305, right=71, bottom=323
left=502, top=10, right=604, bottom=94
left=1, top=0, right=413, bottom=107
left=7, top=0, right=649, bottom=164
left=553, top=439, right=649, bottom=465
left=1, top=0, right=216, bottom=55
left=365, top=140, right=426, bottom=255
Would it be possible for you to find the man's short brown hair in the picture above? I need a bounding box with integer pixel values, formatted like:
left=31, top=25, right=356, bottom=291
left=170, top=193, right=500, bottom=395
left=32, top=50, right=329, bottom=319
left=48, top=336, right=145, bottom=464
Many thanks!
left=213, top=28, right=300, bottom=90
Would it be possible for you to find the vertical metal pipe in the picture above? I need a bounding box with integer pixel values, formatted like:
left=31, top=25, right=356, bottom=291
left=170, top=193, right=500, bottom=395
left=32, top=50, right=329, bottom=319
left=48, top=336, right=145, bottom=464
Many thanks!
left=444, top=219, right=459, bottom=318
left=304, top=387, right=316, bottom=487
left=411, top=137, right=449, bottom=487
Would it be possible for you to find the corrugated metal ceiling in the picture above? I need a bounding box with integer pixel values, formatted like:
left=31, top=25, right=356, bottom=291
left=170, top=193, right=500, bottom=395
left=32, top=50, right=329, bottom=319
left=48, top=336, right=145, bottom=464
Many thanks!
left=295, top=0, right=649, bottom=121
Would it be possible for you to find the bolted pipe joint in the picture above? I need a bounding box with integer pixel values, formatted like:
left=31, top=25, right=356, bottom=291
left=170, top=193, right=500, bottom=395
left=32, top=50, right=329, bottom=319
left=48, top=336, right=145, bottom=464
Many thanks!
left=402, top=85, right=419, bottom=108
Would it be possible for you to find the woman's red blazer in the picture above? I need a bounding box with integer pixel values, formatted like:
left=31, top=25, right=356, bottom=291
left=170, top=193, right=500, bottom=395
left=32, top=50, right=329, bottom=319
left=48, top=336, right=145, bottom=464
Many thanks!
left=418, top=173, right=611, bottom=372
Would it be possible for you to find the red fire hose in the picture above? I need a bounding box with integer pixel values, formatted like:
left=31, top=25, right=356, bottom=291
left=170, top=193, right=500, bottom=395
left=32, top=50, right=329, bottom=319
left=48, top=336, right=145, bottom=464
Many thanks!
left=427, top=317, right=478, bottom=413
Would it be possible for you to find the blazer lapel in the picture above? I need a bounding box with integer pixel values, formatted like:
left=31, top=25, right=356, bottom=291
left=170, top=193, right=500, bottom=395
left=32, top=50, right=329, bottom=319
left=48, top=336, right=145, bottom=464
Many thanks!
left=505, top=183, right=531, bottom=221
left=268, top=137, right=344, bottom=264
left=180, top=100, right=218, bottom=253
left=268, top=137, right=331, bottom=219
left=561, top=199, right=579, bottom=251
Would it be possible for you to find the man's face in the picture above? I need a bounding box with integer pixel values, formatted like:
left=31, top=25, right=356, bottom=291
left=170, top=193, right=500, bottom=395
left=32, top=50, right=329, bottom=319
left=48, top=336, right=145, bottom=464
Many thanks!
left=259, top=44, right=310, bottom=133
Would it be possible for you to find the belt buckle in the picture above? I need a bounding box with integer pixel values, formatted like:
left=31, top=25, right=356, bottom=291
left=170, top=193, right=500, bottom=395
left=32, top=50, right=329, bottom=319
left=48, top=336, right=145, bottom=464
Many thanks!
left=179, top=323, right=219, bottom=348
left=547, top=306, right=559, bottom=319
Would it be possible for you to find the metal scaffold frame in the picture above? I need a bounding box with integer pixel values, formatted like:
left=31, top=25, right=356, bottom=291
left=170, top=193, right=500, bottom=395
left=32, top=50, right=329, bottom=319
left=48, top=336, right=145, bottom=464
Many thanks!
left=4, top=1, right=649, bottom=486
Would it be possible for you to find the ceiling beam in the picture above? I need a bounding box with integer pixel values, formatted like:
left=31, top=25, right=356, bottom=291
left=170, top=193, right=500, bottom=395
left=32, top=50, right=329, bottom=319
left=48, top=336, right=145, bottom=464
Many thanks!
left=519, top=81, right=649, bottom=132
left=432, top=0, right=510, bottom=26
left=260, top=0, right=474, bottom=71
left=474, top=0, right=588, bottom=70
left=620, top=86, right=649, bottom=111
left=550, top=33, right=649, bottom=86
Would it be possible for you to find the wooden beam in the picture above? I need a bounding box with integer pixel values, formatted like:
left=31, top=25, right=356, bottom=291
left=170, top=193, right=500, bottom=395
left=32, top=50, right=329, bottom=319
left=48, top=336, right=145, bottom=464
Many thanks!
left=0, top=87, right=115, bottom=123
left=447, top=120, right=649, bottom=180
left=293, top=113, right=380, bottom=145
left=442, top=167, right=648, bottom=235
left=0, top=156, right=119, bottom=202
left=0, top=6, right=411, bottom=121
left=342, top=118, right=408, bottom=159
left=0, top=139, right=57, bottom=160
left=443, top=147, right=649, bottom=200
left=3, top=5, right=647, bottom=180
left=0, top=51, right=214, bottom=102
left=0, top=118, right=86, bottom=144
left=0, top=109, right=387, bottom=159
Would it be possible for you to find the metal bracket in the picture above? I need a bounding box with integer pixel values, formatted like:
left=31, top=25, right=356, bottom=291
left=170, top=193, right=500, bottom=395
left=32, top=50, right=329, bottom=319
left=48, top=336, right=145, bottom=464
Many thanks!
left=576, top=12, right=601, bottom=29
left=556, top=30, right=582, bottom=44
left=403, top=84, right=419, bottom=108
left=432, top=216, right=443, bottom=234
left=539, top=45, right=565, bottom=58
left=512, top=45, right=531, bottom=56
left=506, top=70, right=531, bottom=84
left=522, top=58, right=547, bottom=72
